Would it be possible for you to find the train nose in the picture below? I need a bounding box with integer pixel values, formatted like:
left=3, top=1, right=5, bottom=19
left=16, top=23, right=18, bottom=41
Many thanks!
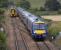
left=34, top=30, right=46, bottom=35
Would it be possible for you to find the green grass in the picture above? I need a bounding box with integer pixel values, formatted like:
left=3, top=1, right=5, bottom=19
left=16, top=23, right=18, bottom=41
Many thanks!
left=26, top=0, right=46, bottom=9
left=48, top=21, right=61, bottom=37
left=26, top=0, right=61, bottom=9
left=16, top=0, right=61, bottom=10
left=27, top=9, right=60, bottom=16
left=0, top=16, right=4, bottom=22
left=0, top=32, right=6, bottom=43
left=0, top=32, right=7, bottom=50
left=25, top=0, right=61, bottom=15
left=0, top=8, right=5, bottom=15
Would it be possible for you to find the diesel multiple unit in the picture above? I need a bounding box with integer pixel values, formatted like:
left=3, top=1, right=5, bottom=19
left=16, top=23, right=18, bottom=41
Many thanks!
left=10, top=8, right=18, bottom=17
left=16, top=7, right=48, bottom=39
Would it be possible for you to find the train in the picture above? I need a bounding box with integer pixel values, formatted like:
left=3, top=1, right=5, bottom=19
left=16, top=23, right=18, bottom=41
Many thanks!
left=10, top=8, right=18, bottom=17
left=16, top=7, right=48, bottom=39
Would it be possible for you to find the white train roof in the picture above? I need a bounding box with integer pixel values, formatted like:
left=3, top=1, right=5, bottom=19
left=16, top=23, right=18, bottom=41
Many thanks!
left=17, top=7, right=45, bottom=22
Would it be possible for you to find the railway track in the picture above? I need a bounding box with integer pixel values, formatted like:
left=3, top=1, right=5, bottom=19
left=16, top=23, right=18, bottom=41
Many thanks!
left=18, top=16, right=59, bottom=50
left=36, top=40, right=59, bottom=50
left=14, top=17, right=58, bottom=50
left=4, top=16, right=59, bottom=50
left=36, top=42, right=49, bottom=50
left=11, top=18, right=29, bottom=50
left=14, top=17, right=40, bottom=50
left=4, top=10, right=40, bottom=50
left=3, top=18, right=20, bottom=50
left=3, top=16, right=16, bottom=50
left=44, top=40, right=59, bottom=50
left=4, top=9, right=59, bottom=50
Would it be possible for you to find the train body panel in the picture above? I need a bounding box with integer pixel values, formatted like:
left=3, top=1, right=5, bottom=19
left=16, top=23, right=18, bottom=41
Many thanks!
left=32, top=23, right=48, bottom=38
left=16, top=7, right=48, bottom=39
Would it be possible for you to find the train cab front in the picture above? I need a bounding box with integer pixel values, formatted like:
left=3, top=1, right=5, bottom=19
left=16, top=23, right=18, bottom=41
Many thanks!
left=33, top=29, right=47, bottom=39
left=10, top=14, right=16, bottom=17
left=10, top=9, right=17, bottom=17
left=32, top=21, right=48, bottom=39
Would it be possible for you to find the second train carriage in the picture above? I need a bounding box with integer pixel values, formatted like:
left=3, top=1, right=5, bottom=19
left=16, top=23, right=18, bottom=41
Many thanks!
left=16, top=7, right=48, bottom=39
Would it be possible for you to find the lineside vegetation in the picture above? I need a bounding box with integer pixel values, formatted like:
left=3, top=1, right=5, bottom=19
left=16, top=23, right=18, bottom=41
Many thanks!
left=0, top=31, right=7, bottom=50
left=48, top=21, right=61, bottom=38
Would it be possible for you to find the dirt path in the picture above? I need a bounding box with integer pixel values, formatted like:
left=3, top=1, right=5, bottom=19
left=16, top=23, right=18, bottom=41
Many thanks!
left=41, top=15, right=61, bottom=21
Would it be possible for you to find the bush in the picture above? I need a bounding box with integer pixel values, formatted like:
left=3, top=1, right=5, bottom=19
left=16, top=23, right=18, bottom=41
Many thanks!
left=48, top=22, right=61, bottom=37
left=34, top=8, right=38, bottom=11
left=0, top=16, right=4, bottom=19
left=48, top=28, right=59, bottom=37
left=40, top=7, right=45, bottom=11
left=57, top=10, right=61, bottom=14
left=0, top=32, right=6, bottom=50
left=20, top=0, right=31, bottom=9
left=0, top=9, right=4, bottom=14
left=44, top=0, right=61, bottom=11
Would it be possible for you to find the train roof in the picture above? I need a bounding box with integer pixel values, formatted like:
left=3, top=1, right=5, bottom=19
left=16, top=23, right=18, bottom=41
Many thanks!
left=17, top=7, right=45, bottom=23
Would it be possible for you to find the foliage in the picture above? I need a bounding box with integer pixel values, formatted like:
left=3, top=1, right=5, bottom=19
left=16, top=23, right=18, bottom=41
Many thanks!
left=20, top=0, right=31, bottom=9
left=48, top=27, right=59, bottom=37
left=0, top=16, right=4, bottom=21
left=34, top=8, right=38, bottom=11
left=57, top=10, right=61, bottom=14
left=0, top=0, right=8, bottom=8
left=28, top=9, right=59, bottom=16
left=48, top=22, right=61, bottom=37
left=44, top=0, right=61, bottom=11
left=0, top=32, right=6, bottom=50
left=0, top=32, right=6, bottom=43
left=26, top=0, right=46, bottom=9
left=0, top=9, right=5, bottom=14
left=40, top=7, right=45, bottom=11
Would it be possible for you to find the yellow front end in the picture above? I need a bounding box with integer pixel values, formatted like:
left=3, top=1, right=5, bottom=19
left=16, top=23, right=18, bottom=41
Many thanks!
left=10, top=9, right=17, bottom=17
left=35, top=21, right=45, bottom=24
left=11, top=9, right=15, bottom=14
left=34, top=30, right=46, bottom=35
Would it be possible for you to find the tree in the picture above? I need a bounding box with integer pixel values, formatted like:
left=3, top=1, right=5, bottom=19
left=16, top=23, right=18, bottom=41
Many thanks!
left=20, top=0, right=31, bottom=9
left=0, top=0, right=8, bottom=7
left=40, top=7, right=45, bottom=11
left=44, top=0, right=61, bottom=11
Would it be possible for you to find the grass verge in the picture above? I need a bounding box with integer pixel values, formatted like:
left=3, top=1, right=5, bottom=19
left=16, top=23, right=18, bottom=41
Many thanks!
left=0, top=31, right=7, bottom=50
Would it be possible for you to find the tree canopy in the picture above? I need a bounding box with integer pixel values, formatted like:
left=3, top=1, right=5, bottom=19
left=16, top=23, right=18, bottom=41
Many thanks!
left=45, top=0, right=61, bottom=11
left=0, top=0, right=8, bottom=7
left=20, top=0, right=31, bottom=9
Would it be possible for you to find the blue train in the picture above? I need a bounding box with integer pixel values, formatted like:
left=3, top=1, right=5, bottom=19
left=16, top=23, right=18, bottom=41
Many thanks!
left=16, top=7, right=48, bottom=39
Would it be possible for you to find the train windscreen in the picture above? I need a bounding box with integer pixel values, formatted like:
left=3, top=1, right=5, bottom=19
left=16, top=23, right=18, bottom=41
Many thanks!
left=33, top=24, right=46, bottom=30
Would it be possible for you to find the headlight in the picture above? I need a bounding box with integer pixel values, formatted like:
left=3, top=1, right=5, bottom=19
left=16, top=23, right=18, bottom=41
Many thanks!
left=34, top=31, right=36, bottom=33
left=34, top=30, right=46, bottom=35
